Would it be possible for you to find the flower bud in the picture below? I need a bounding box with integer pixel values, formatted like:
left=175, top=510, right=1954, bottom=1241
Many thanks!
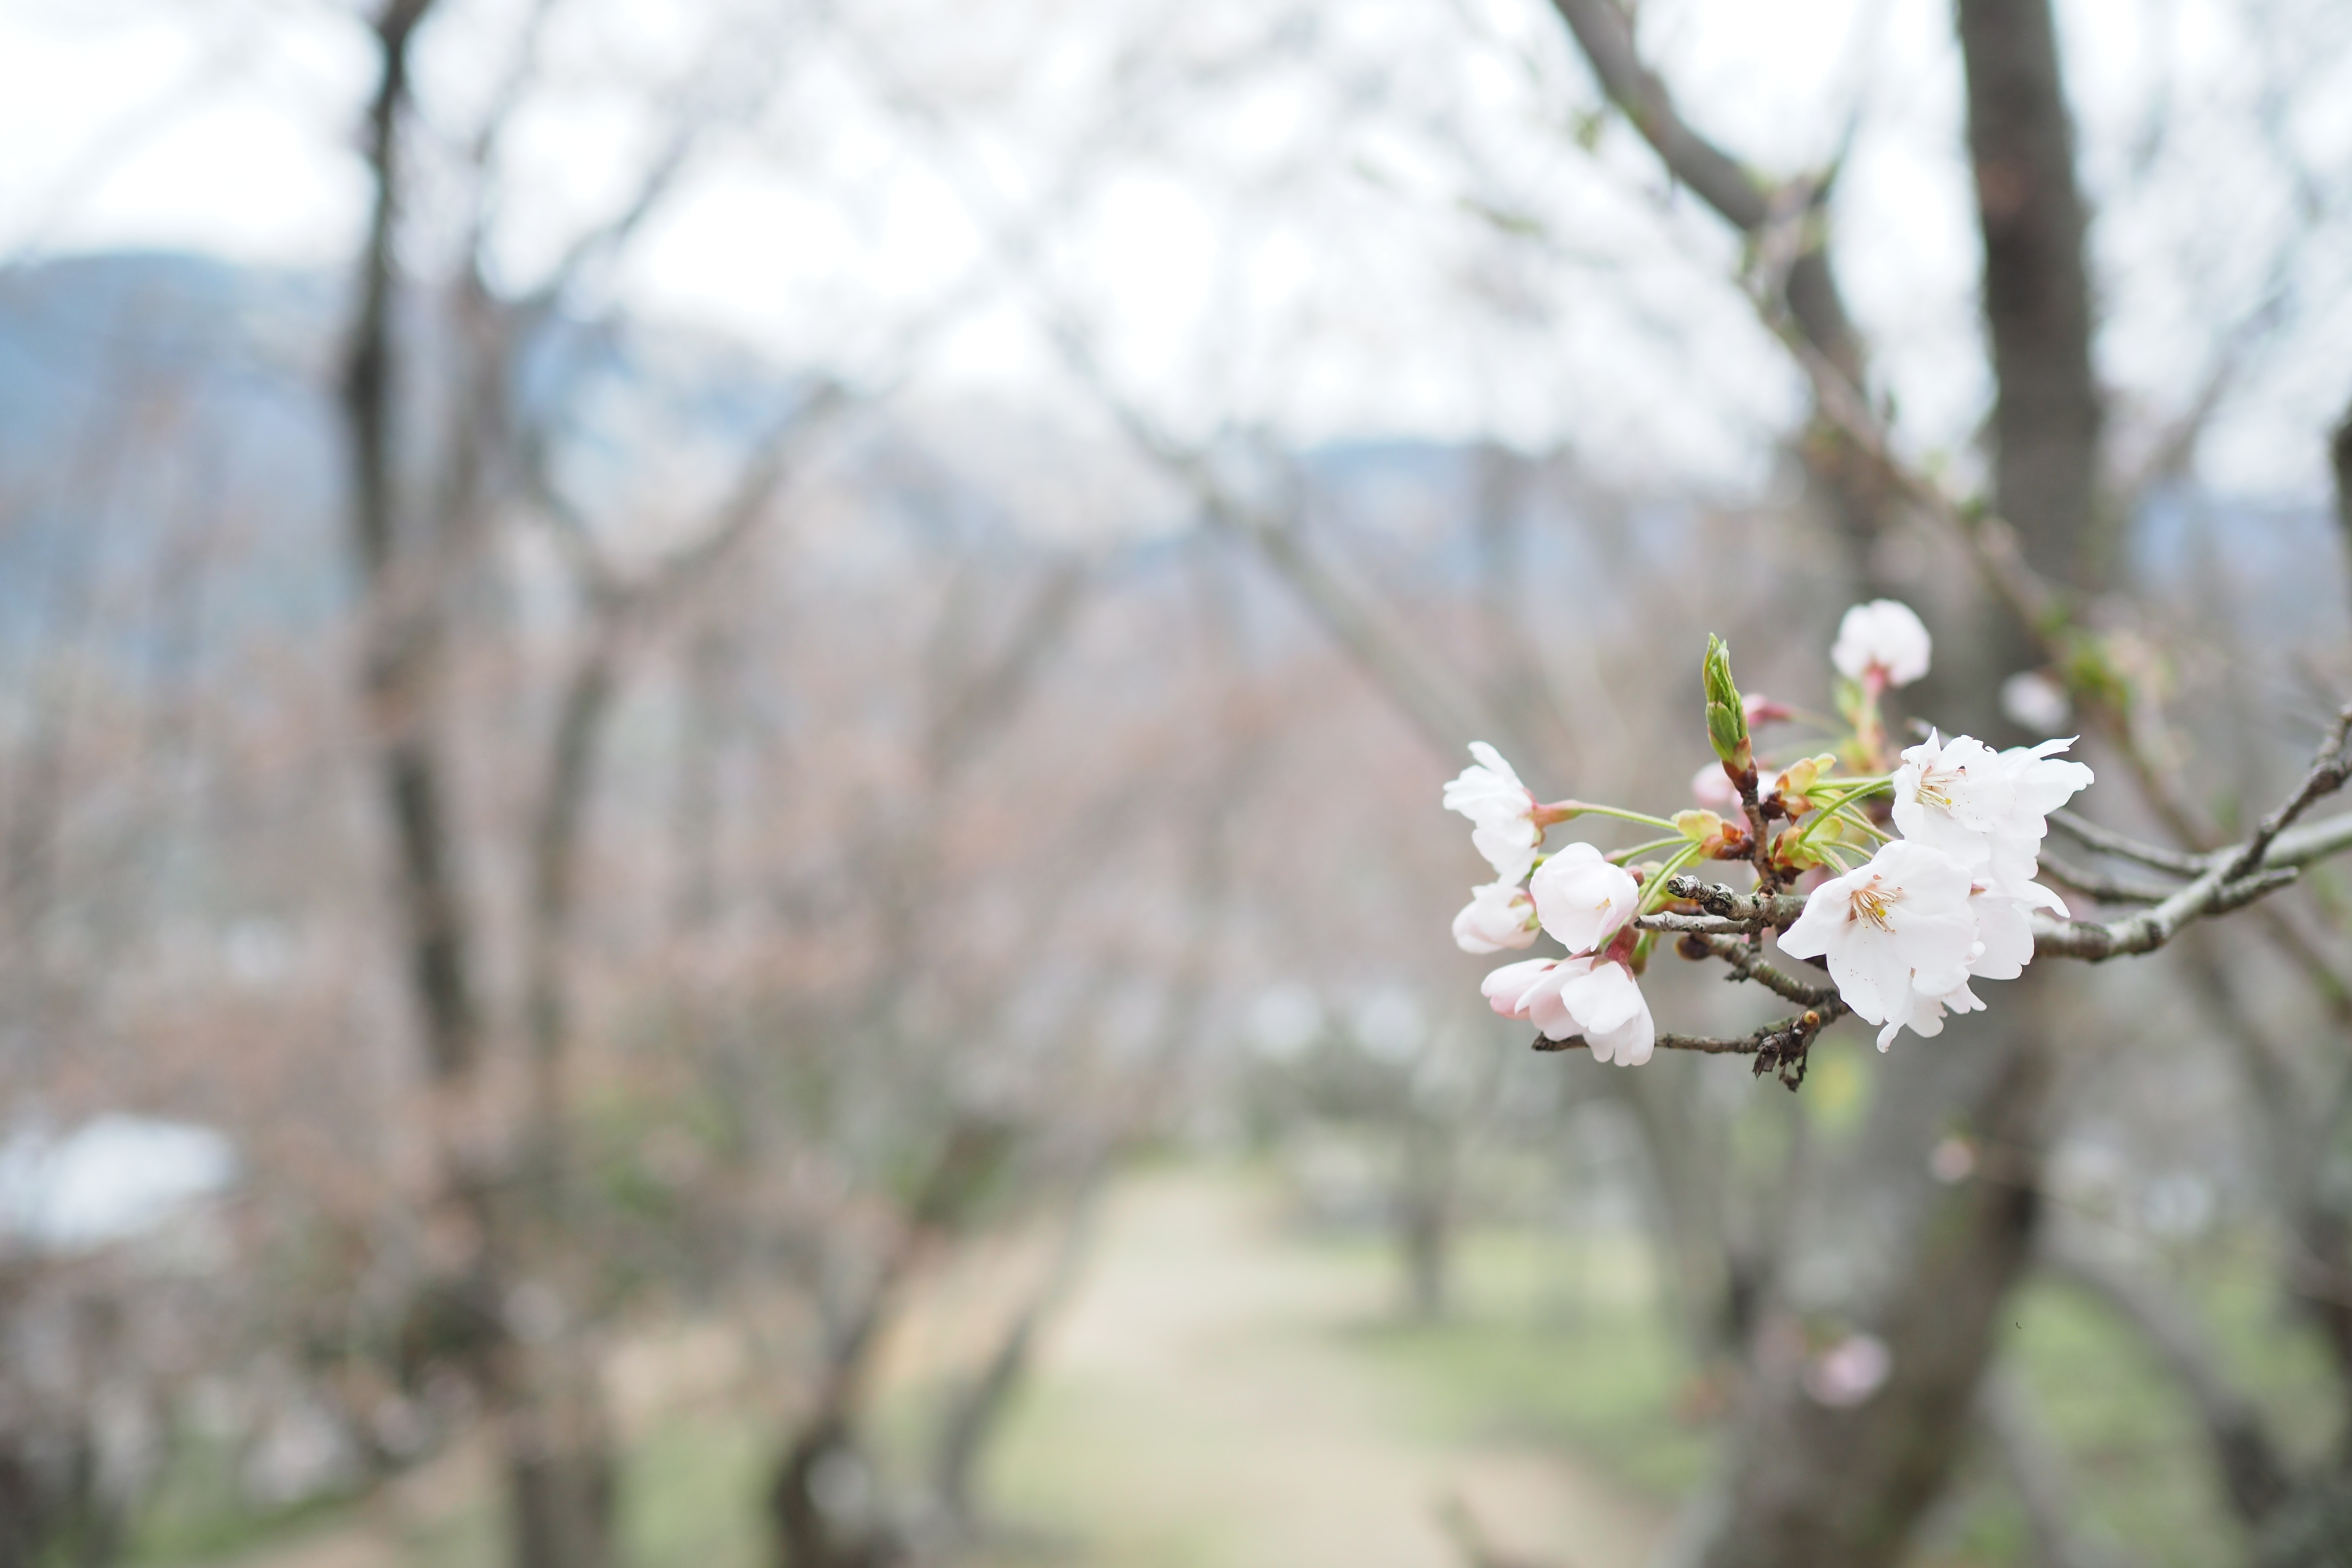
left=1703, top=635, right=1753, bottom=779
left=1772, top=754, right=1841, bottom=817
left=1674, top=808, right=1726, bottom=843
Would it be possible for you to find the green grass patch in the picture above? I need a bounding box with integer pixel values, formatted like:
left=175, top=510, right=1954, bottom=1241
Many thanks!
left=1310, top=1223, right=1710, bottom=1501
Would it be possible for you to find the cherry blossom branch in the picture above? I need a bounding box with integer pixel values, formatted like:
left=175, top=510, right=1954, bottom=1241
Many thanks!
left=1536, top=1001, right=1843, bottom=1060
left=1478, top=698, right=2352, bottom=1072
left=1636, top=911, right=1776, bottom=937
left=1646, top=741, right=2352, bottom=965
left=1636, top=876, right=1806, bottom=934
left=1541, top=7, right=2352, bottom=1068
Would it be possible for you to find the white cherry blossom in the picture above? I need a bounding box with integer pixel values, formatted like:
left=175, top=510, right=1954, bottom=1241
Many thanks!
left=1452, top=880, right=1539, bottom=954
left=1898, top=876, right=2070, bottom=1039
left=1481, top=955, right=1656, bottom=1065
left=1889, top=731, right=2010, bottom=857
left=1777, top=840, right=1981, bottom=1050
left=1902, top=975, right=1988, bottom=1042
left=1892, top=731, right=2094, bottom=886
left=1529, top=841, right=1640, bottom=956
left=1443, top=742, right=1543, bottom=881
left=1965, top=876, right=2067, bottom=983
left=2000, top=738, right=2099, bottom=856
left=1831, top=600, right=1932, bottom=689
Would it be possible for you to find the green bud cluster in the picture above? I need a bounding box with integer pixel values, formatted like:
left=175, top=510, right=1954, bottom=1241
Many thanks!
left=1703, top=635, right=1753, bottom=781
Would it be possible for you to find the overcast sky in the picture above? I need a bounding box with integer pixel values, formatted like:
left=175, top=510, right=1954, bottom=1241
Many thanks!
left=2, top=0, right=2346, bottom=501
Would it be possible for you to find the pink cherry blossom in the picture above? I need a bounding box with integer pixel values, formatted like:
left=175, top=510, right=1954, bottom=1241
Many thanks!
left=1481, top=955, right=1656, bottom=1065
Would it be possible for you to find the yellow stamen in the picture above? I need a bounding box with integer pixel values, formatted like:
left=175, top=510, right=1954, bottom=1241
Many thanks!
left=1913, top=762, right=1967, bottom=811
left=1849, top=880, right=1896, bottom=932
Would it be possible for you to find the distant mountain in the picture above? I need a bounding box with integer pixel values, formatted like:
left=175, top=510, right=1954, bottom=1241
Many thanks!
left=0, top=250, right=2334, bottom=674
left=0, top=253, right=344, bottom=645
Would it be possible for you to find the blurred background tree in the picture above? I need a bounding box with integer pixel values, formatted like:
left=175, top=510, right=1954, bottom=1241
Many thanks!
left=0, top=0, right=2348, bottom=1565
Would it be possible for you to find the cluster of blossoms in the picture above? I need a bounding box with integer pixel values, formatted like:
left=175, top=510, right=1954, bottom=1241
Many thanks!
left=1446, top=600, right=2094, bottom=1063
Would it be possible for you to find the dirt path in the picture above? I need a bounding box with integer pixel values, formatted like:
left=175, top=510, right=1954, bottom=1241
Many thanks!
left=189, top=1166, right=1669, bottom=1568
left=988, top=1168, right=1669, bottom=1568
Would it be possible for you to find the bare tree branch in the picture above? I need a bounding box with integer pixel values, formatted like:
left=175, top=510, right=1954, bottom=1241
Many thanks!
left=2031, top=866, right=2301, bottom=961
left=1540, top=999, right=1844, bottom=1082
left=1047, top=325, right=1493, bottom=755
left=2224, top=704, right=2352, bottom=881
left=1545, top=0, right=1768, bottom=232
left=1687, top=934, right=1837, bottom=1007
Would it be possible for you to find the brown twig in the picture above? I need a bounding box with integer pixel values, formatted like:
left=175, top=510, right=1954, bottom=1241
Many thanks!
left=1637, top=910, right=1779, bottom=937
left=2222, top=703, right=2352, bottom=881
left=1536, top=1000, right=1844, bottom=1090
left=1639, top=876, right=1807, bottom=935
left=1689, top=934, right=1837, bottom=1007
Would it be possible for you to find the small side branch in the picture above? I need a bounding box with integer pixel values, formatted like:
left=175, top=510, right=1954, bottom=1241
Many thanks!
left=1537, top=999, right=1845, bottom=1089
left=2223, top=702, right=2352, bottom=881
left=1689, top=934, right=1837, bottom=1006
left=1638, top=911, right=1774, bottom=937
left=1639, top=876, right=1807, bottom=935
left=2036, top=716, right=2352, bottom=958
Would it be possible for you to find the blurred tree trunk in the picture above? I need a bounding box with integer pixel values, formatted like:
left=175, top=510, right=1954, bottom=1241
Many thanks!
left=1674, top=1040, right=2051, bottom=1567
left=766, top=1122, right=1009, bottom=1568
left=504, top=635, right=626, bottom=1568
left=672, top=615, right=736, bottom=936
left=1398, top=1115, right=1457, bottom=1321
left=1958, top=0, right=2105, bottom=598
left=928, top=1182, right=1101, bottom=1539
left=339, top=5, right=618, bottom=1565
left=1663, top=1, right=2104, bottom=1563
left=503, top=1362, right=619, bottom=1568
